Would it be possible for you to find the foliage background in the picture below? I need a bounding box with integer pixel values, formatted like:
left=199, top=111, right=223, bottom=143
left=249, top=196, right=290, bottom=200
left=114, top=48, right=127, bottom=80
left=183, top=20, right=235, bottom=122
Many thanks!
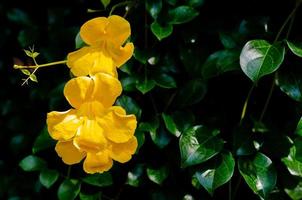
left=1, top=0, right=302, bottom=199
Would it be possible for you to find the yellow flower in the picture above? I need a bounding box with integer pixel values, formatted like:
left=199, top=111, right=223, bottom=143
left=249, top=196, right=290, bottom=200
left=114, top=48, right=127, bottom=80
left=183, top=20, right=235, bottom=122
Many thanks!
left=47, top=72, right=137, bottom=173
left=67, top=15, right=134, bottom=77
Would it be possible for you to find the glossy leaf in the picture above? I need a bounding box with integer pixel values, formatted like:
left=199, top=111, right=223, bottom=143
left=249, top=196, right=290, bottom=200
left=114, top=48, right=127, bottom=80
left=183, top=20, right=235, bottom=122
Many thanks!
left=116, top=95, right=142, bottom=119
left=39, top=169, right=59, bottom=189
left=179, top=125, right=223, bottom=168
left=195, top=152, right=235, bottom=195
left=150, top=125, right=171, bottom=149
left=101, top=0, right=110, bottom=8
left=147, top=165, right=169, bottom=185
left=57, top=179, right=81, bottom=200
left=174, top=79, right=206, bottom=107
left=296, top=117, right=302, bottom=136
left=153, top=73, right=177, bottom=88
left=285, top=182, right=302, bottom=200
left=19, top=155, right=46, bottom=172
left=32, top=127, right=56, bottom=154
left=146, top=0, right=162, bottom=19
left=168, top=6, right=199, bottom=25
left=82, top=172, right=113, bottom=187
left=187, top=0, right=204, bottom=7
left=240, top=40, right=285, bottom=82
left=121, top=76, right=137, bottom=92
left=126, top=164, right=145, bottom=187
left=151, top=21, right=173, bottom=41
left=282, top=144, right=302, bottom=177
left=276, top=71, right=302, bottom=102
left=162, top=113, right=181, bottom=137
left=202, top=49, right=240, bottom=79
left=287, top=41, right=302, bottom=57
left=136, top=78, right=156, bottom=94
left=239, top=153, right=277, bottom=199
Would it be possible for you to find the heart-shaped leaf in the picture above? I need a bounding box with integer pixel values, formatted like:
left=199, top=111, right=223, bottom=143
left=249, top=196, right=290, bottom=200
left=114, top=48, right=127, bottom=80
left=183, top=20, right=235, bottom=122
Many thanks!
left=287, top=41, right=302, bottom=57
left=240, top=40, right=285, bottom=82
left=179, top=125, right=223, bottom=168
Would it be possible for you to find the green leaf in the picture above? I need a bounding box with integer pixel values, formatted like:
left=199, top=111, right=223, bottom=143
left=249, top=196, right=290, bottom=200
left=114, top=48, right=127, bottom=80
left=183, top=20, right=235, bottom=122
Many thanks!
left=147, top=165, right=169, bottom=185
left=240, top=40, right=285, bottom=82
left=219, top=32, right=237, bottom=49
left=116, top=95, right=142, bottom=119
left=187, top=0, right=204, bottom=7
left=202, top=49, right=240, bottom=79
left=285, top=181, right=302, bottom=200
left=287, top=41, right=302, bottom=57
left=194, top=151, right=235, bottom=195
left=29, top=74, right=38, bottom=82
left=19, top=155, right=46, bottom=172
left=294, top=137, right=302, bottom=162
left=282, top=143, right=302, bottom=177
left=174, top=79, right=207, bottom=107
left=23, top=49, right=33, bottom=57
left=101, top=0, right=111, bottom=8
left=126, top=164, right=145, bottom=187
left=146, top=0, right=162, bottom=19
left=58, top=179, right=81, bottom=200
left=82, top=173, right=113, bottom=187
left=133, top=48, right=149, bottom=64
left=136, top=78, right=156, bottom=94
left=32, top=127, right=56, bottom=154
left=21, top=69, right=31, bottom=76
left=162, top=113, right=181, bottom=137
left=233, top=125, right=256, bottom=156
left=179, top=125, right=224, bottom=168
left=151, top=21, right=173, bottom=41
left=39, top=169, right=59, bottom=189
left=79, top=192, right=101, bottom=200
left=153, top=73, right=177, bottom=88
left=168, top=6, right=199, bottom=25
left=295, top=117, right=302, bottom=136
left=135, top=130, right=145, bottom=151
left=239, top=153, right=277, bottom=199
left=276, top=71, right=302, bottom=102
left=75, top=32, right=86, bottom=49
left=150, top=125, right=171, bottom=149
left=120, top=76, right=137, bottom=92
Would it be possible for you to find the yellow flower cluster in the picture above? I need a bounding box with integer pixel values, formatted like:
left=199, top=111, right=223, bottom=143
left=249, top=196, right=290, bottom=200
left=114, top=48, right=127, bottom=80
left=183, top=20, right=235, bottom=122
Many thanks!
left=46, top=15, right=137, bottom=174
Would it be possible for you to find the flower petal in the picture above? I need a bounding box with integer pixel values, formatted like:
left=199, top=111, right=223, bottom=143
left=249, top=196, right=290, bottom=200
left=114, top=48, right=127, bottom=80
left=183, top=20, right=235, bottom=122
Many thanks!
left=83, top=151, right=113, bottom=174
left=64, top=76, right=93, bottom=109
left=91, top=73, right=122, bottom=107
left=80, top=17, right=108, bottom=46
left=67, top=47, right=117, bottom=77
left=109, top=136, right=137, bottom=163
left=55, top=141, right=86, bottom=165
left=98, top=106, right=137, bottom=143
left=47, top=109, right=81, bottom=141
left=109, top=42, right=134, bottom=67
left=73, top=119, right=107, bottom=153
left=106, top=15, right=131, bottom=46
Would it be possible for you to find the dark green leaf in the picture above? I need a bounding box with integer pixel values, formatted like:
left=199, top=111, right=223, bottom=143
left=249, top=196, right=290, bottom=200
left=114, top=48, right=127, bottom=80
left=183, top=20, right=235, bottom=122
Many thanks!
left=135, top=130, right=145, bottom=151
left=116, top=95, right=142, bottom=119
left=202, top=49, right=240, bottom=79
left=165, top=0, right=177, bottom=5
left=294, top=137, right=302, bottom=162
left=179, top=125, right=224, bottom=168
left=282, top=143, right=302, bottom=177
left=57, top=179, right=81, bottom=200
left=168, top=6, right=199, bottom=25
left=126, top=164, right=145, bottom=187
left=151, top=21, right=173, bottom=41
left=239, top=153, right=277, bottom=199
left=101, top=0, right=111, bottom=8
left=154, top=73, right=177, bottom=88
left=295, top=117, right=302, bottom=136
left=19, top=155, right=46, bottom=172
left=219, top=32, right=237, bottom=49
left=79, top=192, right=101, bottom=200
left=233, top=125, right=256, bottom=156
left=195, top=151, right=235, bottom=195
left=136, top=78, right=156, bottom=94
left=179, top=47, right=203, bottom=76
left=75, top=32, right=86, bottom=49
left=39, top=169, right=59, bottom=189
left=174, top=79, right=206, bottom=107
left=146, top=0, right=162, bottom=19
left=276, top=71, right=302, bottom=102
left=32, top=127, right=56, bottom=154
left=121, top=76, right=137, bottom=92
left=187, top=0, right=204, bottom=7
left=162, top=113, right=181, bottom=137
left=7, top=8, right=32, bottom=26
left=82, top=173, right=113, bottom=187
left=147, top=165, right=169, bottom=185
left=240, top=40, right=285, bottom=82
left=287, top=41, right=302, bottom=57
left=150, top=125, right=171, bottom=149
left=133, top=48, right=149, bottom=64
left=171, top=110, right=195, bottom=132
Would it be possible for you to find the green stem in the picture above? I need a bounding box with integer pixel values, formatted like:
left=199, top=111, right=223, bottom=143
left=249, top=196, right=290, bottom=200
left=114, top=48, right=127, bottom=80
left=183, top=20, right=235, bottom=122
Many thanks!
left=14, top=60, right=67, bottom=69
left=240, top=84, right=255, bottom=124
left=109, top=1, right=133, bottom=16
left=259, top=74, right=276, bottom=122
left=67, top=166, right=71, bottom=179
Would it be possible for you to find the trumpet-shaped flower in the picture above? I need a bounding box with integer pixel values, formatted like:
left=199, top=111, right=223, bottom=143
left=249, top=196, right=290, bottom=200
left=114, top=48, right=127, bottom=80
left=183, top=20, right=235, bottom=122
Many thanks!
left=47, top=73, right=137, bottom=173
left=67, top=15, right=134, bottom=77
